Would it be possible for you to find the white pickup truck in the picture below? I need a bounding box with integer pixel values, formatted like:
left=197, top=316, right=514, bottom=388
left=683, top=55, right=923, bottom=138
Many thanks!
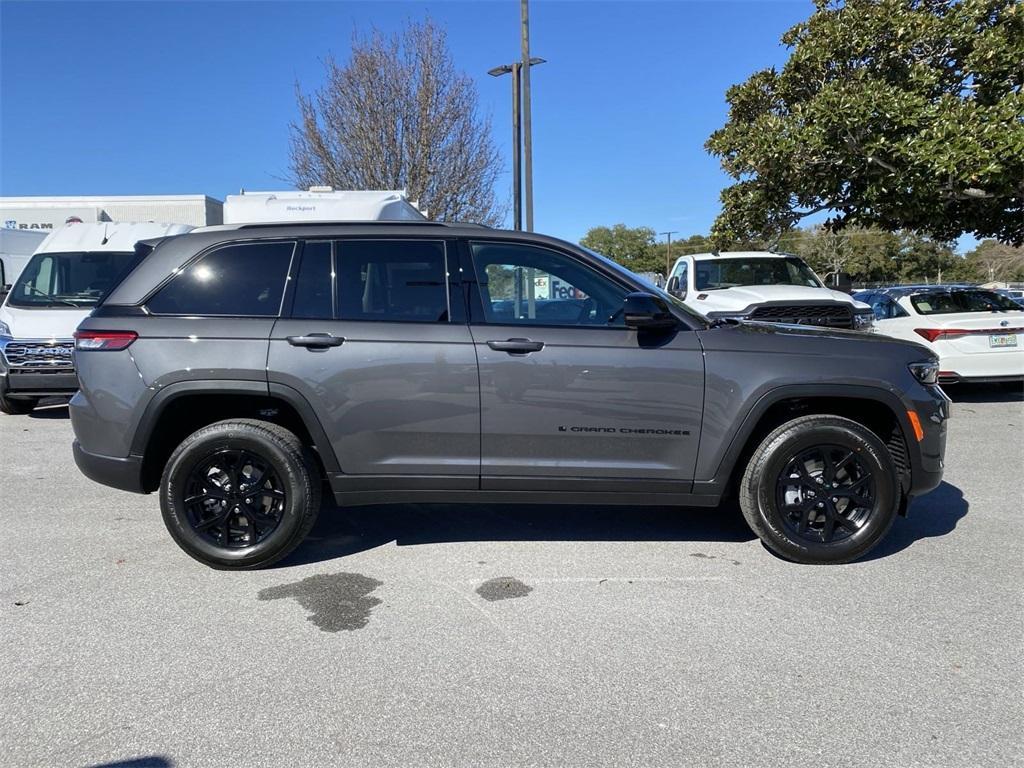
left=665, top=250, right=874, bottom=331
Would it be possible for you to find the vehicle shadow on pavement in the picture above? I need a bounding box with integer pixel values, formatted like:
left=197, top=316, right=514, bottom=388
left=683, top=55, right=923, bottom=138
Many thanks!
left=859, top=481, right=968, bottom=561
left=278, top=499, right=758, bottom=567
left=945, top=383, right=1023, bottom=403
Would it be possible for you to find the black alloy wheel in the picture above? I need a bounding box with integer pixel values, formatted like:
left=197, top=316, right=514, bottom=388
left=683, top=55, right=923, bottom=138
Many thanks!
left=160, top=419, right=321, bottom=569
left=775, top=445, right=877, bottom=544
left=739, top=414, right=900, bottom=565
left=183, top=449, right=287, bottom=548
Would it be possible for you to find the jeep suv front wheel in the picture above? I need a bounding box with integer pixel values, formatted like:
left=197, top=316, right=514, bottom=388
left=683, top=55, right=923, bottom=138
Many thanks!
left=160, top=419, right=321, bottom=569
left=739, top=415, right=900, bottom=564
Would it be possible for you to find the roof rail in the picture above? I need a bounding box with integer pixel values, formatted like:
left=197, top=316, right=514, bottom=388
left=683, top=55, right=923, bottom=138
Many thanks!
left=234, top=220, right=452, bottom=230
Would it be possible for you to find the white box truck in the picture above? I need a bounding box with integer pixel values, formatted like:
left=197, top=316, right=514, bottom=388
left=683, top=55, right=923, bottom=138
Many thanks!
left=222, top=187, right=425, bottom=224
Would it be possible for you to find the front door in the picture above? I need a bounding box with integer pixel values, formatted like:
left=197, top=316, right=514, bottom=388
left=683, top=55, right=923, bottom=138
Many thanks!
left=268, top=238, right=479, bottom=488
left=465, top=240, right=704, bottom=490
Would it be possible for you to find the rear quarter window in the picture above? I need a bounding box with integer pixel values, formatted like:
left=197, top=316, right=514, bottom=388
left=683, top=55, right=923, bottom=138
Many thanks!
left=147, top=241, right=295, bottom=316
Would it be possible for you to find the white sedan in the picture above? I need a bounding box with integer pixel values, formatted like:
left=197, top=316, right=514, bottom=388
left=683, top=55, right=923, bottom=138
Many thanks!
left=854, top=286, right=1024, bottom=385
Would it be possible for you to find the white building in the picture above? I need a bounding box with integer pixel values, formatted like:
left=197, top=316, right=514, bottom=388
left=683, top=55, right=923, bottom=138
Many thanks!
left=0, top=194, right=223, bottom=231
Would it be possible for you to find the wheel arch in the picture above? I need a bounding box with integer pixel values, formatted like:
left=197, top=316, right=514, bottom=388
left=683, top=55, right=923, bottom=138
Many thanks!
left=698, top=384, right=916, bottom=502
left=133, top=380, right=339, bottom=492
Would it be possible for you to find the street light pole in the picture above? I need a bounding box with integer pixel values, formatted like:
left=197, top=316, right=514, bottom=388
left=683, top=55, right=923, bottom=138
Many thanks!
left=521, top=0, right=535, bottom=231
left=660, top=231, right=678, bottom=279
left=489, top=56, right=544, bottom=231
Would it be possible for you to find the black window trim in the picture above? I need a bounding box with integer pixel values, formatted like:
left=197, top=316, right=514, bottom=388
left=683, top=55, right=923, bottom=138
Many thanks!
left=284, top=239, right=336, bottom=321
left=142, top=238, right=298, bottom=318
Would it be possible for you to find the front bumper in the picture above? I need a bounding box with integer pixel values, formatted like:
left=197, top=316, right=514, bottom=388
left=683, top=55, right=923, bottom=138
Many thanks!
left=72, top=440, right=146, bottom=494
left=905, top=384, right=949, bottom=498
left=0, top=337, right=78, bottom=397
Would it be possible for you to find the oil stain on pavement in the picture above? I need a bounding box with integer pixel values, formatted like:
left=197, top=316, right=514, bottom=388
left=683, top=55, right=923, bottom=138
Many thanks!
left=476, top=576, right=533, bottom=602
left=258, top=572, right=383, bottom=632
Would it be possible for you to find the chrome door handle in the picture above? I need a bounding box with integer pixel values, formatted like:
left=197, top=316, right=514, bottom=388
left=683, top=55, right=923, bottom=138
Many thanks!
left=486, top=338, right=544, bottom=354
left=286, top=333, right=345, bottom=349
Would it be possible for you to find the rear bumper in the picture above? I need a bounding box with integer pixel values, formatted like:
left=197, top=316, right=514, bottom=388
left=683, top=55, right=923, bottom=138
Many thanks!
left=72, top=440, right=146, bottom=494
left=940, top=373, right=1023, bottom=385
left=936, top=348, right=1024, bottom=382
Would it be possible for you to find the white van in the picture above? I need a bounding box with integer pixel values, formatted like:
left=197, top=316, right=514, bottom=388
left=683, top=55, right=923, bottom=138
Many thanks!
left=0, top=221, right=192, bottom=414
left=0, top=229, right=47, bottom=295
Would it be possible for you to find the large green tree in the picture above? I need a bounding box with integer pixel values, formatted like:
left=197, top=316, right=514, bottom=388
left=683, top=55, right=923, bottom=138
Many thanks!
left=707, top=0, right=1024, bottom=247
left=965, top=239, right=1024, bottom=281
left=779, top=225, right=976, bottom=283
left=580, top=224, right=660, bottom=274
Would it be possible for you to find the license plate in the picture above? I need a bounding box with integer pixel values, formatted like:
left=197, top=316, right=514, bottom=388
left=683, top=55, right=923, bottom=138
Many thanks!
left=989, top=334, right=1018, bottom=348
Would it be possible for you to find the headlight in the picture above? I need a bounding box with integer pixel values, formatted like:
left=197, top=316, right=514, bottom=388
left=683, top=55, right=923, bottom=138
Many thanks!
left=908, top=360, right=939, bottom=385
left=0, top=320, right=11, bottom=338
left=853, top=310, right=875, bottom=330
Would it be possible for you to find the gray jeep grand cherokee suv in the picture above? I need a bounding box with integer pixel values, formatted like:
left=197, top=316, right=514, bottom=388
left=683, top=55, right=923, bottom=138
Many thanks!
left=69, top=222, right=949, bottom=568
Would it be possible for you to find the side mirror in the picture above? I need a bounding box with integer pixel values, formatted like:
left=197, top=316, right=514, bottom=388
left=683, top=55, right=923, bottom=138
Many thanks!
left=834, top=272, right=853, bottom=294
left=666, top=275, right=686, bottom=298
left=623, top=292, right=677, bottom=330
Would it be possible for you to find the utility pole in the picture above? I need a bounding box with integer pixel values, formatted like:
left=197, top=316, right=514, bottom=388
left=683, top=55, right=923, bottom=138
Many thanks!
left=521, top=0, right=535, bottom=231
left=660, top=231, right=678, bottom=279
left=510, top=62, right=522, bottom=231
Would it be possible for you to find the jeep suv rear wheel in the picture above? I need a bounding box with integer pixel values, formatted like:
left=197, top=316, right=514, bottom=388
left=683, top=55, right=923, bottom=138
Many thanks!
left=160, top=419, right=321, bottom=569
left=739, top=415, right=900, bottom=564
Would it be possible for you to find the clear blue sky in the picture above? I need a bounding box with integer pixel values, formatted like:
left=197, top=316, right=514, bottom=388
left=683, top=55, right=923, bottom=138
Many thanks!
left=1, top=1, right=816, bottom=244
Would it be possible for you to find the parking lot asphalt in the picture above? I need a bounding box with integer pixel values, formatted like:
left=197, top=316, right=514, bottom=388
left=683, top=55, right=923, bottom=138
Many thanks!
left=1, top=388, right=1022, bottom=768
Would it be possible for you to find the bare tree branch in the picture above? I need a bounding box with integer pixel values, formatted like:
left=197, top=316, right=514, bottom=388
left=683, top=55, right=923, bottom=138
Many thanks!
left=289, top=19, right=506, bottom=226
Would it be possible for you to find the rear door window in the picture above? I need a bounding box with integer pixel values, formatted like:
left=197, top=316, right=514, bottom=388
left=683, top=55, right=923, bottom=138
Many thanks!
left=335, top=240, right=449, bottom=322
left=147, top=241, right=295, bottom=316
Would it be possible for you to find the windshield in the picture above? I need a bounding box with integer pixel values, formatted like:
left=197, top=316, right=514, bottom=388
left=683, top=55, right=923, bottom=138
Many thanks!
left=910, top=290, right=1022, bottom=315
left=7, top=251, right=138, bottom=308
left=578, top=246, right=710, bottom=325
left=695, top=257, right=822, bottom=291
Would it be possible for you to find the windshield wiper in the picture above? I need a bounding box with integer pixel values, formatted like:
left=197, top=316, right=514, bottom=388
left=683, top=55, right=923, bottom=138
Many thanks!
left=22, top=284, right=82, bottom=307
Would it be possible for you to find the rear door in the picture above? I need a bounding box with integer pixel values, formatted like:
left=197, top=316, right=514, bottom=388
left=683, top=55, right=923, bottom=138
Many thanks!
left=132, top=240, right=295, bottom=387
left=464, top=239, right=704, bottom=491
left=267, top=238, right=479, bottom=489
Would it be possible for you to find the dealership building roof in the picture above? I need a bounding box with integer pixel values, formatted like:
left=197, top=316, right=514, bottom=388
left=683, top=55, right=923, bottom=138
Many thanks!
left=0, top=194, right=223, bottom=230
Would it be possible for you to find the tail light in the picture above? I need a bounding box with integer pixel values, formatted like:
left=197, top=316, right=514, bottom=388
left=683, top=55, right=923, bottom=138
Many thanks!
left=915, top=327, right=1022, bottom=342
left=915, top=328, right=963, bottom=342
left=74, top=330, right=138, bottom=351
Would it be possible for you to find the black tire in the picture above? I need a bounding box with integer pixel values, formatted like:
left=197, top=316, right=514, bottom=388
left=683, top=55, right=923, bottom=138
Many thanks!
left=0, top=395, right=39, bottom=415
left=739, top=415, right=900, bottom=565
left=160, top=419, right=321, bottom=569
